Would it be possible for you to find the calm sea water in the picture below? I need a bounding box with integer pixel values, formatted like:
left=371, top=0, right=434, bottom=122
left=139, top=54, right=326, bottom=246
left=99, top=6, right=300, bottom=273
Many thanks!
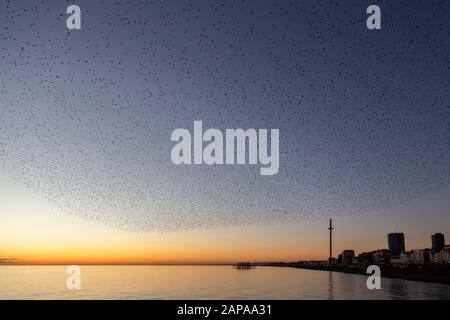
left=0, top=265, right=449, bottom=299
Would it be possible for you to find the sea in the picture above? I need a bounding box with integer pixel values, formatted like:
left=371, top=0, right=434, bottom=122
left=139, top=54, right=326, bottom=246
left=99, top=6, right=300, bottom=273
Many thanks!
left=0, top=265, right=449, bottom=299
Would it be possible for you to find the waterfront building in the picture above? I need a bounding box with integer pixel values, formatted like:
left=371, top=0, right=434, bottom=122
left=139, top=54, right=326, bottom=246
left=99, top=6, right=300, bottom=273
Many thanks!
left=341, top=250, right=355, bottom=265
left=399, top=251, right=414, bottom=264
left=390, top=256, right=402, bottom=265
left=372, top=249, right=390, bottom=265
left=431, top=249, right=450, bottom=264
left=413, top=249, right=431, bottom=264
left=388, top=233, right=406, bottom=255
left=431, top=233, right=445, bottom=251
left=356, top=252, right=373, bottom=266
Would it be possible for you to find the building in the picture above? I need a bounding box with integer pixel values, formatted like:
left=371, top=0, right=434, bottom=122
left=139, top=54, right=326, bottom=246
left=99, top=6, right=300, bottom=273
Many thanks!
left=341, top=250, right=355, bottom=265
left=372, top=249, right=390, bottom=265
left=388, top=233, right=405, bottom=255
left=390, top=256, right=402, bottom=265
left=391, top=249, right=431, bottom=265
left=413, top=249, right=431, bottom=264
left=357, top=252, right=373, bottom=266
left=399, top=251, right=414, bottom=264
left=431, top=250, right=450, bottom=264
left=431, top=233, right=445, bottom=251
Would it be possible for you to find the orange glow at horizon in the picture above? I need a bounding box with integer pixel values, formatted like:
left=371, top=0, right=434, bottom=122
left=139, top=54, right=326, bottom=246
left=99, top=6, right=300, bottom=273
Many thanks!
left=1, top=217, right=329, bottom=265
left=1, top=173, right=449, bottom=265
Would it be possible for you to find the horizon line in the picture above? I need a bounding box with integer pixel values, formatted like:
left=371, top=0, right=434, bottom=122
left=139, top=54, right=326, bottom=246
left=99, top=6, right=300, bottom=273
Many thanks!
left=0, top=261, right=305, bottom=266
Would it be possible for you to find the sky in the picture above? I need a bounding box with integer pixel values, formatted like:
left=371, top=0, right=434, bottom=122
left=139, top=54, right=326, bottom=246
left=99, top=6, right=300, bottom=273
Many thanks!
left=0, top=0, right=449, bottom=264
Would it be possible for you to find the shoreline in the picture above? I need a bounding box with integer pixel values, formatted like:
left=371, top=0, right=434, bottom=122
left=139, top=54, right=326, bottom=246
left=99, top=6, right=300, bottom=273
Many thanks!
left=256, top=262, right=450, bottom=286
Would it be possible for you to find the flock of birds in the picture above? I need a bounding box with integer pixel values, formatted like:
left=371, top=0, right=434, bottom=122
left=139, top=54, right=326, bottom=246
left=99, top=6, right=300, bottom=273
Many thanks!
left=0, top=0, right=449, bottom=232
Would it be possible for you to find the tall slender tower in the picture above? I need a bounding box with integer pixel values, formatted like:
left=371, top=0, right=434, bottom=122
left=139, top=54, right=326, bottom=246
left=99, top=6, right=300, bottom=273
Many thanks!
left=328, top=219, right=334, bottom=267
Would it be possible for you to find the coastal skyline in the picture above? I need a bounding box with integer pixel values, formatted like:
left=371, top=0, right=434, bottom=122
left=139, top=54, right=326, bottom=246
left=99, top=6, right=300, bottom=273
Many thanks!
left=1, top=171, right=449, bottom=265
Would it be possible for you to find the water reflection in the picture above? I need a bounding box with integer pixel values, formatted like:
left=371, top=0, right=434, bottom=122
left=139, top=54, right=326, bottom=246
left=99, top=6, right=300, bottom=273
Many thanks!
left=0, top=266, right=449, bottom=300
left=328, top=271, right=334, bottom=300
left=388, top=279, right=410, bottom=300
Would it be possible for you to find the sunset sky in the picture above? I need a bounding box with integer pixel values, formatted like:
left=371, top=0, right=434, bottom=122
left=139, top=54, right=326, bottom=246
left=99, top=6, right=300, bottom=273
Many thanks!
left=1, top=171, right=450, bottom=265
left=1, top=0, right=449, bottom=265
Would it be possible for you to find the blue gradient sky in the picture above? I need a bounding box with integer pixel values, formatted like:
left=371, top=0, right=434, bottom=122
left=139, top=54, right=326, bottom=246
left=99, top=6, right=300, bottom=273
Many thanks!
left=0, top=0, right=449, bottom=248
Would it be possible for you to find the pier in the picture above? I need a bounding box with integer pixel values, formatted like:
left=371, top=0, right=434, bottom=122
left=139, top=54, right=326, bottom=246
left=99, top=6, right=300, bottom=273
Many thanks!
left=235, top=262, right=254, bottom=269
